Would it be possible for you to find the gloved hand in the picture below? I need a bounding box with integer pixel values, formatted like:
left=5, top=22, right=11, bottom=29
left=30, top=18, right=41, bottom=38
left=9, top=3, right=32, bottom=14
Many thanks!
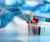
left=0, top=0, right=25, bottom=28
left=37, top=4, right=50, bottom=13
left=0, top=11, right=22, bottom=28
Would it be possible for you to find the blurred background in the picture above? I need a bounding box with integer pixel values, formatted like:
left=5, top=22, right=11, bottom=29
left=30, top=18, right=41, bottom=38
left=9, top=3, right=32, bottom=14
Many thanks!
left=0, top=0, right=50, bottom=42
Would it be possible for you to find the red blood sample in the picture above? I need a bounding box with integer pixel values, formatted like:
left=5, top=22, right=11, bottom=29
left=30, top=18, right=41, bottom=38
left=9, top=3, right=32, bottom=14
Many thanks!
left=27, top=21, right=30, bottom=23
left=33, top=22, right=35, bottom=24
left=31, top=21, right=33, bottom=23
left=33, top=18, right=36, bottom=20
left=33, top=18, right=38, bottom=23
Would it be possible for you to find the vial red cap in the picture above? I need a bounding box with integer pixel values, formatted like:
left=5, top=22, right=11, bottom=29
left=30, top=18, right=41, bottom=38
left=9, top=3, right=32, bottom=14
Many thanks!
left=27, top=21, right=30, bottom=23
left=33, top=18, right=38, bottom=23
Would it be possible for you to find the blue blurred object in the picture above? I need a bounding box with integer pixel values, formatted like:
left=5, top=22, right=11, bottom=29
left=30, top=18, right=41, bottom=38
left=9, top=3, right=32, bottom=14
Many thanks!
left=0, top=0, right=25, bottom=28
left=27, top=17, right=30, bottom=21
left=0, top=0, right=25, bottom=12
left=22, top=6, right=36, bottom=11
left=0, top=11, right=22, bottom=28
left=44, top=0, right=50, bottom=2
left=22, top=5, right=40, bottom=11
left=37, top=4, right=50, bottom=13
left=0, top=0, right=25, bottom=7
left=22, top=0, right=50, bottom=13
left=0, top=0, right=5, bottom=5
left=22, top=4, right=50, bottom=13
left=6, top=8, right=20, bottom=12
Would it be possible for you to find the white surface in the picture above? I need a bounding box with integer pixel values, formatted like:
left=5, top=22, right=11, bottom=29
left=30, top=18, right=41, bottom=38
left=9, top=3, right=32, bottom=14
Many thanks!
left=1, top=16, right=50, bottom=36
left=0, top=17, right=50, bottom=42
left=39, top=22, right=50, bottom=36
left=2, top=16, right=28, bottom=35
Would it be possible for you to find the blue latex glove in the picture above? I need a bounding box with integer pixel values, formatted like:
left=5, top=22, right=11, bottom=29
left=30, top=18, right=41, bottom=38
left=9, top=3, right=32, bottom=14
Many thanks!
left=0, top=0, right=25, bottom=28
left=0, top=11, right=22, bottom=28
left=37, top=4, right=50, bottom=13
